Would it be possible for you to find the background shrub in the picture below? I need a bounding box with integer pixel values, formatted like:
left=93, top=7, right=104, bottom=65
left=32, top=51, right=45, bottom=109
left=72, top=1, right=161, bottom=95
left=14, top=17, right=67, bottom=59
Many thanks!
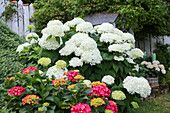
left=0, top=21, right=26, bottom=77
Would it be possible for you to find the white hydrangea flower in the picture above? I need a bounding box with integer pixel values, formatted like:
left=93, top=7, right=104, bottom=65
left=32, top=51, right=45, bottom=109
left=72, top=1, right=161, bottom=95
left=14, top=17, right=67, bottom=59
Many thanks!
left=100, top=33, right=123, bottom=43
left=101, top=75, right=115, bottom=85
left=122, top=33, right=135, bottom=43
left=153, top=64, right=158, bottom=68
left=76, top=22, right=94, bottom=33
left=97, top=23, right=114, bottom=33
left=127, top=48, right=144, bottom=59
left=68, top=33, right=89, bottom=46
left=65, top=17, right=85, bottom=27
left=113, top=28, right=124, bottom=36
left=80, top=37, right=97, bottom=51
left=26, top=32, right=39, bottom=42
left=30, top=39, right=38, bottom=44
left=147, top=64, right=154, bottom=69
left=62, top=25, right=70, bottom=32
left=83, top=80, right=91, bottom=87
left=41, top=25, right=64, bottom=37
left=46, top=65, right=68, bottom=79
left=123, top=76, right=151, bottom=98
left=47, top=20, right=63, bottom=27
left=59, top=43, right=77, bottom=56
left=39, top=70, right=43, bottom=75
left=74, top=48, right=84, bottom=56
left=155, top=67, right=160, bottom=71
left=114, top=56, right=124, bottom=61
left=108, top=44, right=124, bottom=53
left=152, top=60, right=160, bottom=65
left=69, top=57, right=83, bottom=67
left=16, top=43, right=31, bottom=53
left=161, top=69, right=166, bottom=74
left=121, top=43, right=131, bottom=51
left=141, top=61, right=148, bottom=65
left=126, top=58, right=135, bottom=64
left=80, top=49, right=102, bottom=65
left=38, top=34, right=63, bottom=50
left=158, top=64, right=165, bottom=69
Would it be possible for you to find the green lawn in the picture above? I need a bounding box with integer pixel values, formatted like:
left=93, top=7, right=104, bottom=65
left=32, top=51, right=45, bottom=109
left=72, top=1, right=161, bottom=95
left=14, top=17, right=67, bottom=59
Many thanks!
left=133, top=93, right=170, bottom=113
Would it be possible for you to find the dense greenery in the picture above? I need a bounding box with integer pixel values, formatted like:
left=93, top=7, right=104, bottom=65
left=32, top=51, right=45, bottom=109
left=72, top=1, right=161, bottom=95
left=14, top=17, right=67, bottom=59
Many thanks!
left=32, top=0, right=169, bottom=36
left=0, top=21, right=25, bottom=76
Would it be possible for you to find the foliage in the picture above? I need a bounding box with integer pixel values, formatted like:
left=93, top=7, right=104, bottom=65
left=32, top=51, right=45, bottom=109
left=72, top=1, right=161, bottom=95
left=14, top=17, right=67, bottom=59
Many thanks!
left=0, top=68, right=120, bottom=113
left=32, top=0, right=169, bottom=36
left=0, top=2, right=17, bottom=21
left=0, top=21, right=25, bottom=77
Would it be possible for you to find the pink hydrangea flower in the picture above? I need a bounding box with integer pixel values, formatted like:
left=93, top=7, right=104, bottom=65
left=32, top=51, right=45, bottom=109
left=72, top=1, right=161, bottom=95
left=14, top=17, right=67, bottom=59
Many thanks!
left=89, top=85, right=111, bottom=97
left=64, top=71, right=82, bottom=82
left=22, top=67, right=38, bottom=75
left=70, top=103, right=91, bottom=113
left=8, top=86, right=26, bottom=96
left=106, top=100, right=118, bottom=113
left=22, top=94, right=39, bottom=105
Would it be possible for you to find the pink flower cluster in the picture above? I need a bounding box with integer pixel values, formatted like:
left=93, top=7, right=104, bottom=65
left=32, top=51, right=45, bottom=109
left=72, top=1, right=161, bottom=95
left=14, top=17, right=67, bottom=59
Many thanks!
left=22, top=67, right=38, bottom=75
left=64, top=71, right=82, bottom=82
left=8, top=86, right=26, bottom=96
left=106, top=100, right=118, bottom=113
left=70, top=103, right=91, bottom=113
left=89, top=85, right=111, bottom=97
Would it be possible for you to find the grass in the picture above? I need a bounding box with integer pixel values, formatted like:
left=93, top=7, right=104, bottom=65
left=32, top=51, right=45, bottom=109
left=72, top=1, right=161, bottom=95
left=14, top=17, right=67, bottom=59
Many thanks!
left=133, top=93, right=170, bottom=113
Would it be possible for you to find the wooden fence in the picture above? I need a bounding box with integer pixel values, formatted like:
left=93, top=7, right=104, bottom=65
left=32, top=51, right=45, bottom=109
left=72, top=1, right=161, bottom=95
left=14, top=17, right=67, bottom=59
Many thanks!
left=0, top=0, right=34, bottom=36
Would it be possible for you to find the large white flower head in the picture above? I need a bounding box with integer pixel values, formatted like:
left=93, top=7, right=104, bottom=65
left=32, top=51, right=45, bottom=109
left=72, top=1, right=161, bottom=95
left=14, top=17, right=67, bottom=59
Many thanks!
left=69, top=57, right=83, bottom=67
left=46, top=65, right=68, bottom=79
left=47, top=20, right=63, bottom=27
left=122, top=33, right=135, bottom=43
left=101, top=75, right=115, bottom=85
left=123, top=76, right=151, bottom=98
left=76, top=22, right=94, bottom=33
left=68, top=33, right=89, bottom=46
left=62, top=25, right=70, bottom=32
left=65, top=17, right=85, bottom=27
left=97, top=23, right=114, bottom=33
left=108, top=44, right=124, bottom=53
left=38, top=34, right=63, bottom=50
left=127, top=48, right=144, bottom=59
left=80, top=37, right=97, bottom=51
left=26, top=32, right=39, bottom=42
left=100, top=33, right=123, bottom=43
left=121, top=43, right=132, bottom=51
left=113, top=28, right=124, bottom=36
left=16, top=43, right=31, bottom=53
left=59, top=43, right=77, bottom=56
left=41, top=25, right=64, bottom=37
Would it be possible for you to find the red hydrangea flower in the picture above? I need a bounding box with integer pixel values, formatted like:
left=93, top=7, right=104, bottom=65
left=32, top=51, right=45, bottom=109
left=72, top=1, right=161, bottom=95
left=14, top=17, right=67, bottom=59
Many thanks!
left=22, top=94, right=39, bottom=105
left=22, top=67, right=38, bottom=75
left=64, top=71, right=82, bottom=82
left=70, top=103, right=91, bottom=113
left=8, top=86, right=26, bottom=96
left=5, top=77, right=15, bottom=82
left=89, top=85, right=111, bottom=97
left=106, top=100, right=118, bottom=113
left=52, top=78, right=67, bottom=88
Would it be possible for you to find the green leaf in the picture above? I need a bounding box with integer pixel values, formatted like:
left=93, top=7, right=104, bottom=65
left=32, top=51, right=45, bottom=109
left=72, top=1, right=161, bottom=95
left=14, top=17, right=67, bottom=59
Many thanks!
left=55, top=36, right=60, bottom=44
left=54, top=97, right=60, bottom=104
left=97, top=106, right=105, bottom=112
left=113, top=63, right=119, bottom=73
left=46, top=35, right=52, bottom=40
left=46, top=96, right=54, bottom=102
left=44, top=91, right=49, bottom=98
left=116, top=100, right=126, bottom=105
left=102, top=53, right=114, bottom=61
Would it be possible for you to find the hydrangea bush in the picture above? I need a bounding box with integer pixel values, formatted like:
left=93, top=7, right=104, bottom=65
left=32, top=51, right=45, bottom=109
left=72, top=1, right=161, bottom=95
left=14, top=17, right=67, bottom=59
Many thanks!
left=14, top=17, right=152, bottom=112
left=0, top=67, right=120, bottom=113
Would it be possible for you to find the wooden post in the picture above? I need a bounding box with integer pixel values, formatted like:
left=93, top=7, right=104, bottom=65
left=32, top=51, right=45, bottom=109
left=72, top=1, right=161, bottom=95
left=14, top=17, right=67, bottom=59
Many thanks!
left=18, top=0, right=24, bottom=36
left=11, top=1, right=18, bottom=34
left=23, top=3, right=30, bottom=36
